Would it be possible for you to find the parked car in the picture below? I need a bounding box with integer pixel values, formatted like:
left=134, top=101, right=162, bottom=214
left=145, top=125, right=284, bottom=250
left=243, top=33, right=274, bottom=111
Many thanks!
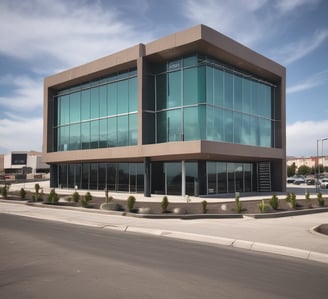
left=306, top=178, right=316, bottom=185
left=293, top=177, right=305, bottom=185
left=320, top=178, right=328, bottom=189
left=287, top=177, right=296, bottom=184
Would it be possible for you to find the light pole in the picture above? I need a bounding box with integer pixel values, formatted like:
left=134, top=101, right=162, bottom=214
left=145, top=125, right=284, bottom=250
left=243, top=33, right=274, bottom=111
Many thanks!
left=322, top=137, right=328, bottom=175
left=316, top=137, right=328, bottom=192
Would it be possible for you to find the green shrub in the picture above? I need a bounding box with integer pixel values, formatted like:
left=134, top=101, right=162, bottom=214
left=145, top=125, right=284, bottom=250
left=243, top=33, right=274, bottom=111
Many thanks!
left=161, top=196, right=169, bottom=213
left=201, top=200, right=208, bottom=214
left=258, top=200, right=269, bottom=213
left=35, top=183, right=40, bottom=194
left=47, top=189, right=59, bottom=204
left=305, top=191, right=312, bottom=208
left=127, top=195, right=136, bottom=212
left=19, top=188, right=26, bottom=200
left=305, top=191, right=310, bottom=201
left=286, top=192, right=296, bottom=208
left=33, top=183, right=42, bottom=202
left=72, top=191, right=80, bottom=203
left=235, top=194, right=242, bottom=213
left=317, top=192, right=324, bottom=207
left=269, top=194, right=279, bottom=210
left=81, top=192, right=92, bottom=208
left=1, top=185, right=8, bottom=198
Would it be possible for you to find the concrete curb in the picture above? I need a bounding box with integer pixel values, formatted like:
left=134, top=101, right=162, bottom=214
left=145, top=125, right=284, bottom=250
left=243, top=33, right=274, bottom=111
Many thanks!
left=118, top=226, right=328, bottom=264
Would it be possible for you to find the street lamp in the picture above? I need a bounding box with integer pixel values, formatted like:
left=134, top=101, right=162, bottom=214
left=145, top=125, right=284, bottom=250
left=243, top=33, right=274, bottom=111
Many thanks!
left=316, top=137, right=328, bottom=192
left=322, top=137, right=328, bottom=174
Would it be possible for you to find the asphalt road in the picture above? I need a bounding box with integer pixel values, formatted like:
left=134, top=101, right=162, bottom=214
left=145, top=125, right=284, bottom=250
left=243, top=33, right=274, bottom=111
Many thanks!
left=0, top=214, right=327, bottom=299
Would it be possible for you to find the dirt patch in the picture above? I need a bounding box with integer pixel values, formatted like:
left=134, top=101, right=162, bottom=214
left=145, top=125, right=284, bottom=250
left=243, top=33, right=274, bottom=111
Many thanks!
left=89, top=196, right=327, bottom=215
left=314, top=224, right=328, bottom=236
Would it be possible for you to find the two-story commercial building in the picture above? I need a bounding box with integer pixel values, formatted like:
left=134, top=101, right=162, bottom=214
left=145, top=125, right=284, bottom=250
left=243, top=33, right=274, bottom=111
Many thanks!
left=43, top=24, right=286, bottom=197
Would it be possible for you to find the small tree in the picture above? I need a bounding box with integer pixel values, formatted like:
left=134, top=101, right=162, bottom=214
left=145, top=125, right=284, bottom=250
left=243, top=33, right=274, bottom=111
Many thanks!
left=72, top=191, right=80, bottom=203
left=235, top=194, right=242, bottom=213
left=297, top=165, right=311, bottom=176
left=287, top=163, right=297, bottom=177
left=127, top=195, right=136, bottom=212
left=1, top=184, right=8, bottom=198
left=286, top=192, right=296, bottom=208
left=47, top=189, right=59, bottom=204
left=20, top=188, right=26, bottom=200
left=81, top=192, right=92, bottom=208
left=33, top=183, right=41, bottom=202
left=269, top=194, right=279, bottom=210
left=305, top=191, right=312, bottom=208
left=317, top=192, right=324, bottom=207
left=201, top=200, right=208, bottom=214
left=258, top=200, right=268, bottom=213
left=161, top=196, right=169, bottom=213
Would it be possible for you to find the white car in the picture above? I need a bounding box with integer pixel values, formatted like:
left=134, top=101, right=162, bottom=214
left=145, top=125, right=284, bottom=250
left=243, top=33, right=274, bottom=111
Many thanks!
left=320, top=178, right=328, bottom=189
left=293, top=177, right=305, bottom=185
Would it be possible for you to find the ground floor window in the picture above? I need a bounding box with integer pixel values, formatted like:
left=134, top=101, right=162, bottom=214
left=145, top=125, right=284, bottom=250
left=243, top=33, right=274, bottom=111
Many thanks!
left=53, top=160, right=260, bottom=196
left=206, top=162, right=254, bottom=194
left=57, top=162, right=144, bottom=193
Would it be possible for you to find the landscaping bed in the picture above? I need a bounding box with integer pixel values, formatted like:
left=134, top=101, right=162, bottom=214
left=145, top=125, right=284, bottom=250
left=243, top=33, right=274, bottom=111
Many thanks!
left=1, top=190, right=327, bottom=215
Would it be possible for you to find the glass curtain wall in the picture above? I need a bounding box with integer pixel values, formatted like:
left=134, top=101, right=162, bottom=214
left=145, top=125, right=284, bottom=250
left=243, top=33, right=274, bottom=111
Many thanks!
left=55, top=69, right=138, bottom=152
left=57, top=162, right=144, bottom=193
left=58, top=160, right=253, bottom=195
left=206, top=161, right=253, bottom=194
left=155, top=54, right=276, bottom=148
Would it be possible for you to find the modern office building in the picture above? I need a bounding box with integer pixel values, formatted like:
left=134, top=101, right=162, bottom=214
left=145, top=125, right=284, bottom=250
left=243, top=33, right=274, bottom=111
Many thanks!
left=43, top=24, right=286, bottom=197
left=3, top=151, right=49, bottom=176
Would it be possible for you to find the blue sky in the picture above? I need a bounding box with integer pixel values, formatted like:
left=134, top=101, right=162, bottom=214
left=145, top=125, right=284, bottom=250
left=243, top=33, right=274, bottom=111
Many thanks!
left=0, top=0, right=327, bottom=157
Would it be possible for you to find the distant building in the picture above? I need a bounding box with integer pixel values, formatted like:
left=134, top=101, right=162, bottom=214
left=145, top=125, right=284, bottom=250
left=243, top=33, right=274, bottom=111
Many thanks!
left=287, top=156, right=328, bottom=170
left=43, top=24, right=286, bottom=196
left=4, top=151, right=50, bottom=177
left=0, top=154, right=4, bottom=173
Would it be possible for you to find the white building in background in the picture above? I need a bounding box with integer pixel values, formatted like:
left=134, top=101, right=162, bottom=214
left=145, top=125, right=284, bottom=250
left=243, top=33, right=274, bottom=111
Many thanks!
left=287, top=156, right=328, bottom=169
left=4, top=151, right=49, bottom=177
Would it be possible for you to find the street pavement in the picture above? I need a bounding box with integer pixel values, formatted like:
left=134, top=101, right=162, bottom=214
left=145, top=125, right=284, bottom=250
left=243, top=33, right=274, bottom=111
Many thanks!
left=1, top=196, right=328, bottom=265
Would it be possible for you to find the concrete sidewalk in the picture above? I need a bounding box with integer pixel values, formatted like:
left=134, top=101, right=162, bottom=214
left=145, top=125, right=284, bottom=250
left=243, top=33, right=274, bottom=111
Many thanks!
left=0, top=200, right=328, bottom=265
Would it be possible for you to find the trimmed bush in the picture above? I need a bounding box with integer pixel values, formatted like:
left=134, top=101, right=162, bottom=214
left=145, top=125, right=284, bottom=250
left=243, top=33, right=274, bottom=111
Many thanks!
left=19, top=188, right=26, bottom=200
left=161, top=196, right=169, bottom=213
left=47, top=189, right=59, bottom=204
left=1, top=185, right=8, bottom=198
left=305, top=191, right=312, bottom=208
left=286, top=192, right=296, bottom=209
left=201, top=200, right=208, bottom=214
left=235, top=194, right=242, bottom=213
left=127, top=195, right=136, bottom=212
left=105, top=188, right=111, bottom=204
left=81, top=192, right=92, bottom=208
left=317, top=192, right=324, bottom=207
left=269, top=194, right=279, bottom=210
left=258, top=200, right=270, bottom=213
left=72, top=191, right=80, bottom=203
left=32, top=183, right=42, bottom=202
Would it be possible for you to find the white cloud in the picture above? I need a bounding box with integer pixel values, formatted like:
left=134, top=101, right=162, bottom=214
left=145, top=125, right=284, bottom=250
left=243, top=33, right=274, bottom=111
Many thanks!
left=287, top=120, right=328, bottom=156
left=0, top=116, right=43, bottom=154
left=274, top=29, right=328, bottom=65
left=0, top=0, right=152, bottom=69
left=183, top=0, right=269, bottom=47
left=183, top=0, right=326, bottom=65
left=287, top=70, right=328, bottom=93
left=0, top=75, right=43, bottom=110
left=274, top=0, right=320, bottom=14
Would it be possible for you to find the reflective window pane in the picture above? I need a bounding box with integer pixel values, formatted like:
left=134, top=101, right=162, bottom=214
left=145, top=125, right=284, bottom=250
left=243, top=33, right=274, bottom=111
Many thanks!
left=69, top=93, right=80, bottom=123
